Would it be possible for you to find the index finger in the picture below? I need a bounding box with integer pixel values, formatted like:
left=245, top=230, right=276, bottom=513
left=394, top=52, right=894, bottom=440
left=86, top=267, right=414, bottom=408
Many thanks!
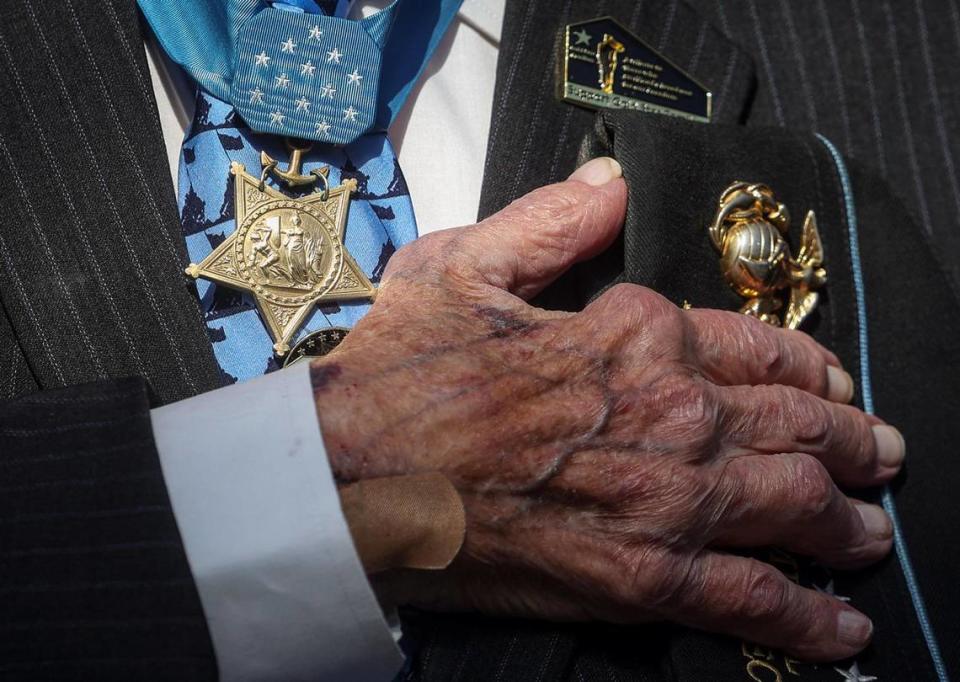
left=684, top=308, right=854, bottom=403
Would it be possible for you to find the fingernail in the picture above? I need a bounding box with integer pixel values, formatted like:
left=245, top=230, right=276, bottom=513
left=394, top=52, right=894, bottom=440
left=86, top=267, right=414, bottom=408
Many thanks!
left=826, top=366, right=854, bottom=403
left=856, top=504, right=893, bottom=541
left=837, top=610, right=873, bottom=647
left=873, top=424, right=906, bottom=469
left=568, top=157, right=623, bottom=186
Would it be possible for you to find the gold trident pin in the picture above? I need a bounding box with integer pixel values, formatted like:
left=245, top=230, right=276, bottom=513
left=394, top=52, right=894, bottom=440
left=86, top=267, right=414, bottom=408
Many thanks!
left=260, top=138, right=323, bottom=187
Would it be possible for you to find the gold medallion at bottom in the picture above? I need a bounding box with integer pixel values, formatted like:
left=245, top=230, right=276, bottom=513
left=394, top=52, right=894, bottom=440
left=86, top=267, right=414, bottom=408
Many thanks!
left=186, top=160, right=375, bottom=357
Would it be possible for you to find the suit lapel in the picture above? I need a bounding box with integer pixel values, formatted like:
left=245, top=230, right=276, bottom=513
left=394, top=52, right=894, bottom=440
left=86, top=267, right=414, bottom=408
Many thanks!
left=0, top=0, right=222, bottom=403
left=478, top=0, right=758, bottom=221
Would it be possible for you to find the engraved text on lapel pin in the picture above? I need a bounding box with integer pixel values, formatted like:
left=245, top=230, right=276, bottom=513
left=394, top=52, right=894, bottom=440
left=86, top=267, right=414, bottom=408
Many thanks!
left=708, top=182, right=826, bottom=329
left=560, top=17, right=711, bottom=122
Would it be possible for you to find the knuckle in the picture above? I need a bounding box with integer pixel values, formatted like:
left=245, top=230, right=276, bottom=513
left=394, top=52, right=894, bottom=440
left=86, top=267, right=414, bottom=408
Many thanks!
left=381, top=241, right=417, bottom=277
left=593, top=285, right=680, bottom=336
left=654, top=373, right=712, bottom=421
left=756, top=335, right=785, bottom=379
left=834, top=416, right=878, bottom=475
left=388, top=231, right=447, bottom=272
left=672, top=376, right=711, bottom=421
left=504, top=186, right=586, bottom=239
left=635, top=374, right=718, bottom=457
left=853, top=418, right=878, bottom=468
left=782, top=389, right=831, bottom=445
left=791, top=455, right=834, bottom=519
left=600, top=282, right=648, bottom=310
left=632, top=550, right=695, bottom=608
left=786, top=332, right=829, bottom=392
left=744, top=322, right=826, bottom=390
left=738, top=563, right=791, bottom=622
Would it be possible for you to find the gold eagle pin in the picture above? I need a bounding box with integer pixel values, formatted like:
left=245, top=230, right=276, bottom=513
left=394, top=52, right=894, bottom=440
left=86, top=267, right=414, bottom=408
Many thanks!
left=708, top=182, right=826, bottom=329
left=185, top=141, right=375, bottom=357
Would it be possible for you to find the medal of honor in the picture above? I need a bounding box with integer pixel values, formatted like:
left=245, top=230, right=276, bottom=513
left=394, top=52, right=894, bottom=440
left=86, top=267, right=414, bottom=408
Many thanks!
left=186, top=142, right=375, bottom=357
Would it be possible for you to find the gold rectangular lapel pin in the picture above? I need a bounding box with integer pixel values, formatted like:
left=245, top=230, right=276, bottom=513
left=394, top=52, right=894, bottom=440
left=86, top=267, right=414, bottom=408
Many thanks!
left=560, top=16, right=712, bottom=123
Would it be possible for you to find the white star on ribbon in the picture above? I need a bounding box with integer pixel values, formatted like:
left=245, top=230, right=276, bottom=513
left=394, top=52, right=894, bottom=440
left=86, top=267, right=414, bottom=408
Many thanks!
left=343, top=105, right=359, bottom=122
left=308, top=25, right=323, bottom=41
left=315, top=120, right=331, bottom=136
left=248, top=87, right=265, bottom=104
left=274, top=73, right=291, bottom=88
left=347, top=68, right=363, bottom=85
left=281, top=37, right=296, bottom=53
left=270, top=110, right=286, bottom=125
left=300, top=60, right=316, bottom=76
left=326, top=47, right=343, bottom=64
left=295, top=96, right=310, bottom=112
left=319, top=83, right=336, bottom=99
left=834, top=663, right=878, bottom=682
left=254, top=51, right=271, bottom=66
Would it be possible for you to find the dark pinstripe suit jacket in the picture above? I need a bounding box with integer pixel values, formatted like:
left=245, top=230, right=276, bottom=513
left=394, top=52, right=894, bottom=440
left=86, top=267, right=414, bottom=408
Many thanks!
left=0, top=0, right=958, bottom=680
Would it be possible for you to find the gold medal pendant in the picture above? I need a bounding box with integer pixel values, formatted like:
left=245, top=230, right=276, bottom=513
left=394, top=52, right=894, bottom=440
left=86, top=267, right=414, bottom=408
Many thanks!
left=186, top=142, right=375, bottom=357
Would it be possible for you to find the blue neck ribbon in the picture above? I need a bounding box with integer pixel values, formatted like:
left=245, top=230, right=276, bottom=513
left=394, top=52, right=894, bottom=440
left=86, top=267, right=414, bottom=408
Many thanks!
left=138, top=0, right=463, bottom=144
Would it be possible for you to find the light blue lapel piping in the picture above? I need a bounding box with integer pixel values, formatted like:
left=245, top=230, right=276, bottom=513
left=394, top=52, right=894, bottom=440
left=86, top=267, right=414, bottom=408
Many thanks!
left=816, top=133, right=950, bottom=682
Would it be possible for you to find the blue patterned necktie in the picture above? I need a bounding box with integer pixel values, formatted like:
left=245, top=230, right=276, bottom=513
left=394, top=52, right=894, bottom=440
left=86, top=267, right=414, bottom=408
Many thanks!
left=171, top=2, right=424, bottom=383
left=178, top=92, right=414, bottom=382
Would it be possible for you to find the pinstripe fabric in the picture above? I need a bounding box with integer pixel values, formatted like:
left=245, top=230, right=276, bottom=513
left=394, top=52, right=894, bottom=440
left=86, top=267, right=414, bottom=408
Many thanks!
left=477, top=0, right=757, bottom=222
left=0, top=1, right=221, bottom=677
left=689, top=0, right=960, bottom=289
left=0, top=378, right=216, bottom=680
left=0, top=0, right=223, bottom=404
left=0, top=307, right=37, bottom=401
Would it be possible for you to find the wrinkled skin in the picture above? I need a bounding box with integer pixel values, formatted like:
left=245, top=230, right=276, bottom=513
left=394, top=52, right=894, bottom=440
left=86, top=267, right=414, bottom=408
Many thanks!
left=311, top=158, right=903, bottom=661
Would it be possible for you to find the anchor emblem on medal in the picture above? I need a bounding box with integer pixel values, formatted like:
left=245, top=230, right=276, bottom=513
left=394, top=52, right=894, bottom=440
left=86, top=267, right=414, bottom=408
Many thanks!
left=708, top=182, right=827, bottom=329
left=186, top=139, right=374, bottom=358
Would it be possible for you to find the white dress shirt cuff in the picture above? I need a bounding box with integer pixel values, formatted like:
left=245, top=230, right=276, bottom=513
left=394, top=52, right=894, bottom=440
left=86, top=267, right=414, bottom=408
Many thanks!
left=150, top=361, right=403, bottom=681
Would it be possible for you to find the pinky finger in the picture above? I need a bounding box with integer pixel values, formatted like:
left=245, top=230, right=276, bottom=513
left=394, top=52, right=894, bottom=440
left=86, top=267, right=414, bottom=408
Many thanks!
left=669, top=551, right=873, bottom=661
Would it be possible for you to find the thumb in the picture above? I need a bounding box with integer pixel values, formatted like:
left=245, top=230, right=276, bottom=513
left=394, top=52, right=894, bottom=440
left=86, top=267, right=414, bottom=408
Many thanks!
left=463, top=157, right=627, bottom=299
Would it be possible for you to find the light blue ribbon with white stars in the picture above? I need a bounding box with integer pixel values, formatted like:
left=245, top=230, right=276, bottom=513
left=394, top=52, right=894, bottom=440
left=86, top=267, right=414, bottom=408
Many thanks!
left=139, top=0, right=462, bottom=144
left=145, top=0, right=462, bottom=383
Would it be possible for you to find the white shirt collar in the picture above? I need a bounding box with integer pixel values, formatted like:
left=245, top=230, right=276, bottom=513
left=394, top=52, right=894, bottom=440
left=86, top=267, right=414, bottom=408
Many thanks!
left=352, top=0, right=503, bottom=44
left=459, top=0, right=504, bottom=44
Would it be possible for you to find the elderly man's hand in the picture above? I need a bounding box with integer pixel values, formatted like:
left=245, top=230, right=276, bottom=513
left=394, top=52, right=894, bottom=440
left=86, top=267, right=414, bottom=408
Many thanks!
left=312, top=157, right=904, bottom=661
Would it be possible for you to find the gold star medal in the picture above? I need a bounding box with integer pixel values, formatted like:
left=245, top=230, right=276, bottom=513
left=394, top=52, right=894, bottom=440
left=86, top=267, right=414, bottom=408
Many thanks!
left=185, top=142, right=375, bottom=357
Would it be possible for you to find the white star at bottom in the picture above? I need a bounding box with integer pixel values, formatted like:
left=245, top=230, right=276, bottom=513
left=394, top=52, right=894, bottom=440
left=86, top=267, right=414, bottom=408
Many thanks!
left=835, top=663, right=878, bottom=682
left=342, top=106, right=359, bottom=122
left=269, top=110, right=286, bottom=125
left=814, top=579, right=851, bottom=602
left=315, top=120, right=332, bottom=136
